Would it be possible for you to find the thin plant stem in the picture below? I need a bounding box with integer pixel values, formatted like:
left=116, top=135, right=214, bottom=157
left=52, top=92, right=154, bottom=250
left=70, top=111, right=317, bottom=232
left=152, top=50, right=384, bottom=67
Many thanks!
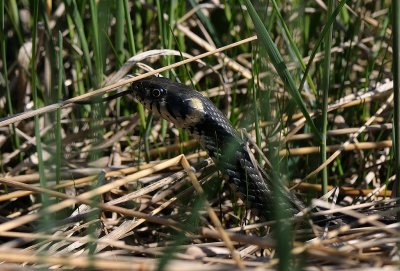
left=123, top=0, right=146, bottom=129
left=0, top=0, right=20, bottom=158
left=64, top=0, right=94, bottom=83
left=55, top=31, right=63, bottom=186
left=32, top=0, right=47, bottom=204
left=270, top=0, right=317, bottom=95
left=392, top=0, right=400, bottom=199
left=89, top=0, right=101, bottom=88
left=115, top=0, right=125, bottom=118
left=321, top=0, right=335, bottom=195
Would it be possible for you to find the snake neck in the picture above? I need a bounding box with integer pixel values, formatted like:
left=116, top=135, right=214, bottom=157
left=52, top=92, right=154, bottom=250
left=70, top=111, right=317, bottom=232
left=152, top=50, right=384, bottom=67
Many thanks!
left=185, top=115, right=303, bottom=219
left=186, top=112, right=243, bottom=159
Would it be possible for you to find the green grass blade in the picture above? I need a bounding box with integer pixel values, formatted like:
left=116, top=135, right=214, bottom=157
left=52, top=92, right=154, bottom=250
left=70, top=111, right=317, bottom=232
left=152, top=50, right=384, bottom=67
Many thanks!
left=270, top=0, right=317, bottom=96
left=297, top=0, right=349, bottom=105
left=89, top=0, right=101, bottom=87
left=55, top=31, right=63, bottom=186
left=156, top=0, right=165, bottom=48
left=64, top=0, right=94, bottom=83
left=0, top=0, right=20, bottom=156
left=65, top=14, right=85, bottom=96
left=114, top=0, right=125, bottom=117
left=252, top=50, right=262, bottom=163
left=5, top=0, right=23, bottom=45
left=123, top=0, right=146, bottom=129
left=242, top=0, right=322, bottom=142
left=32, top=0, right=48, bottom=204
left=321, top=0, right=335, bottom=195
left=115, top=0, right=125, bottom=67
left=392, top=0, right=400, bottom=199
left=123, top=0, right=136, bottom=55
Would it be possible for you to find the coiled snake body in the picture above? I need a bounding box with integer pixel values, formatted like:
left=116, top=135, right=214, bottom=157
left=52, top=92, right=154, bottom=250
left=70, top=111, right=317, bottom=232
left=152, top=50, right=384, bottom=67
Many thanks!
left=131, top=76, right=303, bottom=220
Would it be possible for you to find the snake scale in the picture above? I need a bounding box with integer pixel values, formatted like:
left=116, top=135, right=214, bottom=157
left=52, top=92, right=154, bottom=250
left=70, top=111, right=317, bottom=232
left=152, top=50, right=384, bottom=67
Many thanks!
left=130, top=76, right=304, bottom=220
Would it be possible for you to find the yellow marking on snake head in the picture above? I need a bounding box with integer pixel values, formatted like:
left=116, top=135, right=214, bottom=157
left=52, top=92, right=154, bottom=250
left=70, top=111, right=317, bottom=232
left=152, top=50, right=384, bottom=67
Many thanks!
left=177, top=97, right=205, bottom=126
left=188, top=98, right=205, bottom=113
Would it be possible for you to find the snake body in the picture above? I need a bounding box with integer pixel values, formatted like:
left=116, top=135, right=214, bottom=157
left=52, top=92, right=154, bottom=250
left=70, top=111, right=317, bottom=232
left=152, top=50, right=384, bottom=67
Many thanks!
left=130, top=76, right=303, bottom=219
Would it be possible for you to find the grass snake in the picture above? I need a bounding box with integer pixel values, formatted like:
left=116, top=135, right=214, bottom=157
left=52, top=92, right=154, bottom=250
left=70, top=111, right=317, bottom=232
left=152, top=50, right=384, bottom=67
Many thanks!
left=130, top=76, right=304, bottom=220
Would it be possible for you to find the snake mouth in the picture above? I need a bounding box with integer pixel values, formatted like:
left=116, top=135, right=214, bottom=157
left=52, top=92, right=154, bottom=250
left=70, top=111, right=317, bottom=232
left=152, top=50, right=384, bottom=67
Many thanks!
left=130, top=82, right=145, bottom=100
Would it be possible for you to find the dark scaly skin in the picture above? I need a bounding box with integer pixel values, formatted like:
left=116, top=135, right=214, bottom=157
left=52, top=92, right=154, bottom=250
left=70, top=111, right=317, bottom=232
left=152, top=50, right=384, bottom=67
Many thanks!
left=130, top=76, right=304, bottom=220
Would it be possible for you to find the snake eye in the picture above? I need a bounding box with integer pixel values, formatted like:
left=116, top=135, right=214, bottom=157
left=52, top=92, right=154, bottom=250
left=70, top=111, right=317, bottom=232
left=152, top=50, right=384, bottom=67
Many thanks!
left=152, top=89, right=161, bottom=97
left=152, top=88, right=165, bottom=98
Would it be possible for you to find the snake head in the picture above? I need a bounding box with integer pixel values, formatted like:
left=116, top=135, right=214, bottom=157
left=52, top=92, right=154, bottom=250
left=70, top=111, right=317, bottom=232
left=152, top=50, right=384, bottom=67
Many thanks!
left=130, top=77, right=168, bottom=109
left=130, top=76, right=207, bottom=128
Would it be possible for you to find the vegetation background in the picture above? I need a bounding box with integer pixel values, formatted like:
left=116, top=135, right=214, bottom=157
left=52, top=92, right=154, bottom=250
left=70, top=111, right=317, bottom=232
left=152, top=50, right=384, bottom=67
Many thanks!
left=0, top=0, right=398, bottom=270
